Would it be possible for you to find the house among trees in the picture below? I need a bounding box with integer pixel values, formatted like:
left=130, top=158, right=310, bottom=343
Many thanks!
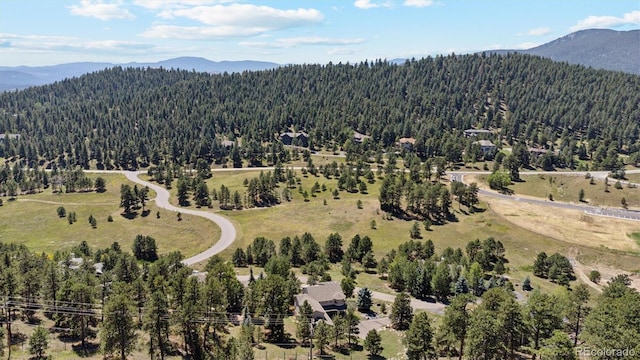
left=61, top=255, right=104, bottom=275
left=220, top=140, right=234, bottom=148
left=67, top=255, right=84, bottom=270
left=528, top=147, right=549, bottom=157
left=397, top=137, right=416, bottom=151
left=294, top=281, right=346, bottom=325
left=0, top=133, right=20, bottom=141
left=279, top=131, right=309, bottom=147
left=473, top=139, right=496, bottom=155
left=464, top=129, right=492, bottom=137
left=353, top=130, right=371, bottom=143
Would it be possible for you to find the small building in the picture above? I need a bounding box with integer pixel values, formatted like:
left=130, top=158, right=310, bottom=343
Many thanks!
left=61, top=255, right=104, bottom=276
left=397, top=137, right=416, bottom=151
left=279, top=131, right=309, bottom=147
left=353, top=131, right=371, bottom=143
left=474, top=139, right=496, bottom=155
left=220, top=140, right=235, bottom=148
left=0, top=134, right=20, bottom=141
left=528, top=148, right=548, bottom=157
left=190, top=270, right=208, bottom=283
left=68, top=256, right=84, bottom=270
left=464, top=129, right=492, bottom=137
left=94, top=262, right=104, bottom=275
left=294, top=281, right=346, bottom=325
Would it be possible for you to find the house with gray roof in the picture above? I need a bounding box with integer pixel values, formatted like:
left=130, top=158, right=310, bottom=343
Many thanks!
left=294, top=281, right=346, bottom=325
left=473, top=139, right=496, bottom=155
left=353, top=130, right=371, bottom=143
left=279, top=131, right=309, bottom=147
left=464, top=129, right=492, bottom=137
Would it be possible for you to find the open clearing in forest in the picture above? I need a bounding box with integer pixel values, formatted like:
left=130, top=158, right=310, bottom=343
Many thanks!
left=470, top=172, right=640, bottom=210
left=171, top=169, right=640, bottom=291
left=0, top=173, right=219, bottom=257
left=3, top=169, right=638, bottom=278
left=465, top=173, right=640, bottom=257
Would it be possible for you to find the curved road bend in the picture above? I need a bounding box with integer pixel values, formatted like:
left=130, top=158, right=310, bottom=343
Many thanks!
left=121, top=171, right=237, bottom=266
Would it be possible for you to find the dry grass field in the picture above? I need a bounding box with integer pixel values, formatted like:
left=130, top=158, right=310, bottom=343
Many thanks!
left=469, top=172, right=640, bottom=210
left=486, top=197, right=640, bottom=253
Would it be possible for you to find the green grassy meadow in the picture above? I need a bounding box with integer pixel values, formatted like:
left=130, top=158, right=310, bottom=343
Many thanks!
left=177, top=167, right=640, bottom=283
left=631, top=232, right=640, bottom=249
left=4, top=168, right=638, bottom=274
left=0, top=173, right=220, bottom=257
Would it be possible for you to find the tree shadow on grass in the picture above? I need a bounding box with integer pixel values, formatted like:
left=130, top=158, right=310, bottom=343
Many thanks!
left=368, top=355, right=387, bottom=360
left=26, top=316, right=43, bottom=325
left=498, top=188, right=514, bottom=195
left=10, top=331, right=27, bottom=346
left=72, top=342, right=100, bottom=357
left=274, top=336, right=298, bottom=350
left=121, top=211, right=138, bottom=220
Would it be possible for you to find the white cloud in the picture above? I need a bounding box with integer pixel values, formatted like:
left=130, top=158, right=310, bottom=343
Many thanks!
left=141, top=25, right=270, bottom=39
left=525, top=27, right=552, bottom=36
left=403, top=0, right=434, bottom=7
left=69, top=0, right=134, bottom=20
left=133, top=0, right=229, bottom=10
left=0, top=33, right=151, bottom=53
left=141, top=4, right=323, bottom=40
left=240, top=37, right=365, bottom=49
left=354, top=0, right=392, bottom=9
left=570, top=10, right=640, bottom=31
left=163, top=4, right=323, bottom=27
left=82, top=40, right=154, bottom=51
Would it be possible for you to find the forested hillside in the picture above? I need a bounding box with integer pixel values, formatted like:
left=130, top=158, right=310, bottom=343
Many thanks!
left=491, top=29, right=640, bottom=75
left=0, top=53, right=638, bottom=170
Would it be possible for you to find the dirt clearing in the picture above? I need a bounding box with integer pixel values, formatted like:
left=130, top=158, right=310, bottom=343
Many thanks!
left=486, top=197, right=640, bottom=253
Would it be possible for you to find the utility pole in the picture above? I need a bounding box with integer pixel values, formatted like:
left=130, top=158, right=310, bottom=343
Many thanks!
left=308, top=321, right=314, bottom=360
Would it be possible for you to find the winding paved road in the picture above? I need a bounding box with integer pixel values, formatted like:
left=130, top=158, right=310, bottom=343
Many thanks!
left=449, top=170, right=640, bottom=222
left=121, top=171, right=237, bottom=266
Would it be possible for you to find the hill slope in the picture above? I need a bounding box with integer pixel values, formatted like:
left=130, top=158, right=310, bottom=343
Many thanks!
left=0, top=53, right=638, bottom=172
left=491, top=29, right=640, bottom=74
left=0, top=57, right=281, bottom=91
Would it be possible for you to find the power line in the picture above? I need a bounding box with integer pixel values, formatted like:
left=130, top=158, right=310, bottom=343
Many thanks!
left=2, top=297, right=305, bottom=325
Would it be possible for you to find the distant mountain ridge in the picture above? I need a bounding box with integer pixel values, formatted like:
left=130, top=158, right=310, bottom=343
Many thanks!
left=489, top=29, right=640, bottom=75
left=1, top=29, right=637, bottom=91
left=0, top=57, right=281, bottom=91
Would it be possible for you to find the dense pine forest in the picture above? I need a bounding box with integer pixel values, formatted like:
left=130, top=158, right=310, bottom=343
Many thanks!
left=0, top=53, right=639, bottom=171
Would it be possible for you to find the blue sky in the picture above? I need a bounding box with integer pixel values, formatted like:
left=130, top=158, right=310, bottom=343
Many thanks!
left=0, top=0, right=638, bottom=66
